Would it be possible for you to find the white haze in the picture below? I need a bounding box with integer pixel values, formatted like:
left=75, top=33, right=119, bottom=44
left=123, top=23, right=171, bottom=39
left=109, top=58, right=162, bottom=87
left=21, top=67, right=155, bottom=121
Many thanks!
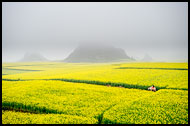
left=2, top=2, right=188, bottom=62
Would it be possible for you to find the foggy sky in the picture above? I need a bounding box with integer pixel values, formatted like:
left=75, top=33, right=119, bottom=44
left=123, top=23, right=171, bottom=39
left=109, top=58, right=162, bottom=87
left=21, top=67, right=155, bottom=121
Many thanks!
left=2, top=2, right=188, bottom=62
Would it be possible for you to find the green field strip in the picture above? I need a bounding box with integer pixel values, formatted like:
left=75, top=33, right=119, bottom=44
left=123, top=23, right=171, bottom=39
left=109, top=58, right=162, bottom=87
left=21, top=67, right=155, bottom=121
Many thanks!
left=2, top=101, right=113, bottom=124
left=3, top=67, right=43, bottom=71
left=116, top=67, right=188, bottom=70
left=2, top=102, right=64, bottom=114
left=2, top=101, right=104, bottom=121
left=49, top=78, right=162, bottom=90
left=2, top=78, right=188, bottom=91
left=2, top=78, right=32, bottom=81
left=48, top=78, right=188, bottom=91
left=2, top=101, right=92, bottom=118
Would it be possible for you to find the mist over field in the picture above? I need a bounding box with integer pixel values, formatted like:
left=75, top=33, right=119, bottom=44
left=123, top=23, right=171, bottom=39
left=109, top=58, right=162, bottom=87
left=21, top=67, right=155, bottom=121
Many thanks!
left=2, top=2, right=188, bottom=62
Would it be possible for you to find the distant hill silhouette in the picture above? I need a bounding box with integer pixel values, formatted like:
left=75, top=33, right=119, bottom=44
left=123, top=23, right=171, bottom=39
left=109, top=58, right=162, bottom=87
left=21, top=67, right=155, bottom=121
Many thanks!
left=141, top=54, right=153, bottom=62
left=64, top=43, right=134, bottom=63
left=19, top=53, right=49, bottom=62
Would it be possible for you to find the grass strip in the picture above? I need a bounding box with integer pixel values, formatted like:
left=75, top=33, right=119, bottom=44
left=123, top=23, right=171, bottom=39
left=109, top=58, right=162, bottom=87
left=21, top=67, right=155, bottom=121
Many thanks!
left=2, top=78, right=188, bottom=91
left=2, top=102, right=65, bottom=114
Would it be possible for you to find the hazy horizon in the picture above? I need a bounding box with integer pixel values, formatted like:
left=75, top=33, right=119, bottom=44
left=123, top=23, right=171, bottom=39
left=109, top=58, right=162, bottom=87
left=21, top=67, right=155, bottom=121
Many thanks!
left=2, top=2, right=188, bottom=63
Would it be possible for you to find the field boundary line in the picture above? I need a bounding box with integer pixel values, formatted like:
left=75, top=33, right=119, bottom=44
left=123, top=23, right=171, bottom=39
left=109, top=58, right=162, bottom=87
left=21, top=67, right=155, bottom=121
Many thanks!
left=2, top=78, right=188, bottom=91
left=48, top=78, right=188, bottom=91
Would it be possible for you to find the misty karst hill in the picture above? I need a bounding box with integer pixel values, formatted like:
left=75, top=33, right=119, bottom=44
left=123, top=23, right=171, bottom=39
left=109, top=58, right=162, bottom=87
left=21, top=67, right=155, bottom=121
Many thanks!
left=141, top=54, right=153, bottom=62
left=19, top=53, right=49, bottom=62
left=64, top=44, right=133, bottom=63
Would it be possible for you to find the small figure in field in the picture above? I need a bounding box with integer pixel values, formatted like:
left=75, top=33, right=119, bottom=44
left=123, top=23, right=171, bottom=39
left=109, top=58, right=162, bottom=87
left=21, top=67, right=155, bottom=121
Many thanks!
left=119, top=86, right=124, bottom=88
left=148, top=85, right=156, bottom=92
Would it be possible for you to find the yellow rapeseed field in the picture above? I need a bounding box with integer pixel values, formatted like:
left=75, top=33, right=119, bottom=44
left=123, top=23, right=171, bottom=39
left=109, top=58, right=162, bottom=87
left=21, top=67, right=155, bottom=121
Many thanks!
left=2, top=62, right=188, bottom=124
